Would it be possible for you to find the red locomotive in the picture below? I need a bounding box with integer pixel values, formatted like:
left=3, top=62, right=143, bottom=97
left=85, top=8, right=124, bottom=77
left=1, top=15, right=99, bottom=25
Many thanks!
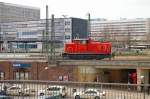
left=62, top=38, right=112, bottom=59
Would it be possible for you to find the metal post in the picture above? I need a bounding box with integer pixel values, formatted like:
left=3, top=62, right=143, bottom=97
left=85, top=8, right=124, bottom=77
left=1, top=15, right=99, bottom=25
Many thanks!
left=128, top=73, right=131, bottom=90
left=50, top=14, right=55, bottom=63
left=37, top=62, right=38, bottom=80
left=42, top=30, right=45, bottom=53
left=128, top=73, right=130, bottom=84
left=45, top=5, right=49, bottom=64
left=85, top=67, right=86, bottom=82
left=9, top=62, right=11, bottom=80
left=87, top=13, right=91, bottom=38
left=144, top=76, right=145, bottom=99
left=127, top=24, right=131, bottom=50
left=0, top=24, right=1, bottom=51
left=141, top=75, right=145, bottom=99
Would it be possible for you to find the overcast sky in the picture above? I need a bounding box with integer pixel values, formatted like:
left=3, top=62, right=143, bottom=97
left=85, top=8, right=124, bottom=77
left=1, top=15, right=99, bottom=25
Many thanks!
left=0, top=0, right=150, bottom=19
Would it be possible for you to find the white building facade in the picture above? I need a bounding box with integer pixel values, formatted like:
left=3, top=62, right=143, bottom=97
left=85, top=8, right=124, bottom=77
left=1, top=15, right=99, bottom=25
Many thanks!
left=91, top=18, right=150, bottom=48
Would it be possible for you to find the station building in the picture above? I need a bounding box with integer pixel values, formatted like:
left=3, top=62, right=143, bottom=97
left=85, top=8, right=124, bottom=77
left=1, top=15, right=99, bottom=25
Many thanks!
left=1, top=54, right=150, bottom=87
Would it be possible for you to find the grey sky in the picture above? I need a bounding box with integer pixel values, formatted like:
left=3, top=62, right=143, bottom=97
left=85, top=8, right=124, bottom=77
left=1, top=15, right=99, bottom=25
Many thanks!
left=1, top=0, right=150, bottom=19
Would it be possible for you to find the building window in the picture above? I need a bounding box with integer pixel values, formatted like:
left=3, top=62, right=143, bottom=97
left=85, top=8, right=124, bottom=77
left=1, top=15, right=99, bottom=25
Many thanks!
left=65, top=28, right=71, bottom=32
left=22, top=32, right=35, bottom=35
left=65, top=21, right=71, bottom=25
left=26, top=44, right=37, bottom=48
left=17, top=43, right=37, bottom=49
left=79, top=40, right=86, bottom=44
left=21, top=24, right=28, bottom=28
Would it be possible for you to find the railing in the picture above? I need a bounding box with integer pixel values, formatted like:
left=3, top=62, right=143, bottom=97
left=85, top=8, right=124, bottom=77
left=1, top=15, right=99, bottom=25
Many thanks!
left=0, top=80, right=149, bottom=99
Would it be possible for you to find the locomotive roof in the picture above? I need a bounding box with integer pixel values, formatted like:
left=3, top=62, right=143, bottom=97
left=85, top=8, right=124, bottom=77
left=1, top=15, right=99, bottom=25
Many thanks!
left=72, top=38, right=110, bottom=42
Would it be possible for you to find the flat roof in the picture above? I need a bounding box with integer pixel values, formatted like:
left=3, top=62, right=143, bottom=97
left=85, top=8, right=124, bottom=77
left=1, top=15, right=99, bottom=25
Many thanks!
left=0, top=60, right=47, bottom=62
left=0, top=53, right=46, bottom=58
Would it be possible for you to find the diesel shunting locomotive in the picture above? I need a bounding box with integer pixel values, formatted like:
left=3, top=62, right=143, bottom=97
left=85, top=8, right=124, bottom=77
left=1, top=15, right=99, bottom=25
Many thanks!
left=62, top=38, right=112, bottom=60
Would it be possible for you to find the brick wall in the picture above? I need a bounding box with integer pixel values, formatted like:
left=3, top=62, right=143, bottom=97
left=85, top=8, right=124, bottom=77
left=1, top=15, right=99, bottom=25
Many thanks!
left=0, top=61, right=74, bottom=81
left=47, top=66, right=74, bottom=81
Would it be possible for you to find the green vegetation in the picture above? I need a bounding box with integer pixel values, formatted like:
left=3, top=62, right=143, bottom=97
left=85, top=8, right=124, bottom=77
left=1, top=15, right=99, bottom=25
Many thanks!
left=114, top=49, right=150, bottom=56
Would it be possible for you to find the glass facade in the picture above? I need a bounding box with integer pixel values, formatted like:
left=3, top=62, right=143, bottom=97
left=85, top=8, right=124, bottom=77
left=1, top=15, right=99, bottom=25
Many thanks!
left=1, top=19, right=65, bottom=41
left=0, top=18, right=88, bottom=52
left=0, top=2, right=40, bottom=23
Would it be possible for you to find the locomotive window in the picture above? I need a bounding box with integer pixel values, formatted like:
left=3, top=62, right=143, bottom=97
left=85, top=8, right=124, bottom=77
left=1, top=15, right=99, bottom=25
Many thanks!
left=79, top=40, right=86, bottom=44
left=65, top=35, right=70, bottom=39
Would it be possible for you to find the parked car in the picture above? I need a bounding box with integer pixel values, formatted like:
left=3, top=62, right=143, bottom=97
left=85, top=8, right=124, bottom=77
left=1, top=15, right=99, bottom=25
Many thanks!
left=6, top=85, right=35, bottom=96
left=38, top=85, right=67, bottom=98
left=0, top=95, right=13, bottom=99
left=37, top=94, right=61, bottom=99
left=73, top=88, right=106, bottom=99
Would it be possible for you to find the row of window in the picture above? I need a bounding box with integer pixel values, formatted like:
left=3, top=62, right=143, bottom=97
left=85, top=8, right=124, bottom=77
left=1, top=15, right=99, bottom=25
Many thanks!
left=0, top=71, right=29, bottom=80
left=21, top=32, right=36, bottom=35
left=16, top=44, right=37, bottom=49
left=14, top=71, right=29, bottom=80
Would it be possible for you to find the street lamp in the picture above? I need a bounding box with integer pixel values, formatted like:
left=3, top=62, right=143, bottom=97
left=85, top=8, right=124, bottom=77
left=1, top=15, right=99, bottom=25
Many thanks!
left=62, top=15, right=68, bottom=18
left=62, top=15, right=68, bottom=43
left=44, top=66, right=48, bottom=70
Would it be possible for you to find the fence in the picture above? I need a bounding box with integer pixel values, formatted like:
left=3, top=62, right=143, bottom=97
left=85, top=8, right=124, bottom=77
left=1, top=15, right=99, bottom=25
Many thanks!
left=0, top=80, right=149, bottom=99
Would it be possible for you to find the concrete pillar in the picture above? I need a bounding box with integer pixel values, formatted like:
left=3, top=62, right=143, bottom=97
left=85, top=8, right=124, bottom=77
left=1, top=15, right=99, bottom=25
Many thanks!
left=96, top=69, right=105, bottom=82
left=96, top=69, right=111, bottom=83
left=137, top=68, right=149, bottom=91
left=77, top=66, right=96, bottom=82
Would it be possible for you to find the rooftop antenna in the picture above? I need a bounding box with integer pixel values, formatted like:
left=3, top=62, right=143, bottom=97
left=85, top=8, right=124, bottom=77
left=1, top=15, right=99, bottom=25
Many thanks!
left=62, top=15, right=68, bottom=18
